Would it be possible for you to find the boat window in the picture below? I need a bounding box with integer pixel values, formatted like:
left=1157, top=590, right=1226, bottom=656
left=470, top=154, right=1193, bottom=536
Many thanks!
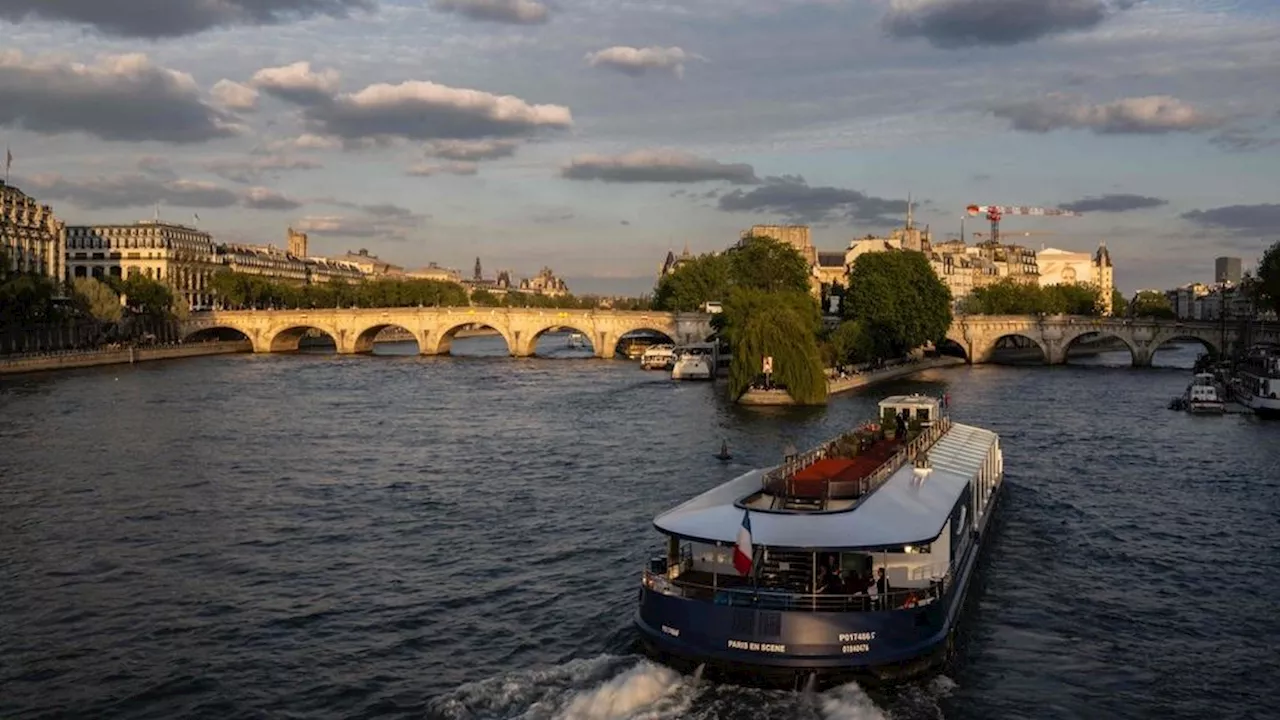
left=916, top=408, right=930, bottom=421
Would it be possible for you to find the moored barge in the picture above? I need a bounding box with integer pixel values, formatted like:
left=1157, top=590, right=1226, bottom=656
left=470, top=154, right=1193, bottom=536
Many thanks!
left=634, top=394, right=1004, bottom=689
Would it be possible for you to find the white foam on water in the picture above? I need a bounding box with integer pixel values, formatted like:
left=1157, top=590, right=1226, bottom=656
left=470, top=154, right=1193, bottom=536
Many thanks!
left=928, top=674, right=957, bottom=698
left=430, top=655, right=693, bottom=720
left=551, top=661, right=689, bottom=720
left=818, top=682, right=890, bottom=720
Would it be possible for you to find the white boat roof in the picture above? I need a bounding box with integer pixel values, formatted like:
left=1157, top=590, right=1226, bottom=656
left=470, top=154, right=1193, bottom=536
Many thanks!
left=653, top=422, right=998, bottom=549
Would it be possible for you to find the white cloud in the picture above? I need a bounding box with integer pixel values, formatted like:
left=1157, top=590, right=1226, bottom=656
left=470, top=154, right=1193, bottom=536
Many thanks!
left=251, top=61, right=342, bottom=104
left=211, top=79, right=259, bottom=111
left=991, top=94, right=1225, bottom=135
left=584, top=46, right=702, bottom=78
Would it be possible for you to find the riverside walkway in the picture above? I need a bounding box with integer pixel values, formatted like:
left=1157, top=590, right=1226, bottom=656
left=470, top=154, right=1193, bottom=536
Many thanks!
left=738, top=356, right=964, bottom=406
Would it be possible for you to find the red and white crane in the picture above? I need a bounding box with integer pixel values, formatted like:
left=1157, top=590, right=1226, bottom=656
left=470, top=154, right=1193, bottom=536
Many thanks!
left=965, top=205, right=1081, bottom=245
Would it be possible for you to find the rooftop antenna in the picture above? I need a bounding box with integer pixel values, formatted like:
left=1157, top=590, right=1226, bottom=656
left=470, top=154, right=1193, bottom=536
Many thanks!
left=153, top=202, right=160, bottom=222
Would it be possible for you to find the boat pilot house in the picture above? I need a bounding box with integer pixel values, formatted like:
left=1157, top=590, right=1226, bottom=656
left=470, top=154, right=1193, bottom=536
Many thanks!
left=636, top=394, right=1004, bottom=686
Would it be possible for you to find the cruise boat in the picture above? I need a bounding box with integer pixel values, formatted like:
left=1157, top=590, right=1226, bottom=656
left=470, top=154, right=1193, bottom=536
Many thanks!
left=1183, top=373, right=1225, bottom=415
left=635, top=394, right=1004, bottom=690
left=641, top=344, right=678, bottom=371
left=1233, top=344, right=1280, bottom=418
left=671, top=343, right=717, bottom=381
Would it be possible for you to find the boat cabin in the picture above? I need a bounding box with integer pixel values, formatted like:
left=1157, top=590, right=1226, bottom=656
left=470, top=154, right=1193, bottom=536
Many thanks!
left=879, top=394, right=941, bottom=429
left=644, top=405, right=1002, bottom=614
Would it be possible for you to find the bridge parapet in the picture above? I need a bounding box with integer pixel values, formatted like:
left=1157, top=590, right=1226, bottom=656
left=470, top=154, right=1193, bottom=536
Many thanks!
left=180, top=307, right=714, bottom=357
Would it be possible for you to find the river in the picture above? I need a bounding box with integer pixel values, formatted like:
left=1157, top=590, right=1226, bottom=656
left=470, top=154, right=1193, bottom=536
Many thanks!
left=2, top=336, right=1277, bottom=720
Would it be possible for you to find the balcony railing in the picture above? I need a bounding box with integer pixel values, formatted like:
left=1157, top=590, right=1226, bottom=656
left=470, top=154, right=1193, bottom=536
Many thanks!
left=643, top=567, right=954, bottom=613
left=757, top=416, right=952, bottom=506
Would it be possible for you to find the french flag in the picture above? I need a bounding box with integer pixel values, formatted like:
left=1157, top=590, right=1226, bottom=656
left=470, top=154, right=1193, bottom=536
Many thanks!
left=733, top=510, right=753, bottom=576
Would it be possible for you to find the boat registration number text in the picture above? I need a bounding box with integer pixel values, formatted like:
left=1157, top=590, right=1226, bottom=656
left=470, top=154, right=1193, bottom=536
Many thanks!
left=839, top=631, right=875, bottom=654
left=727, top=639, right=787, bottom=653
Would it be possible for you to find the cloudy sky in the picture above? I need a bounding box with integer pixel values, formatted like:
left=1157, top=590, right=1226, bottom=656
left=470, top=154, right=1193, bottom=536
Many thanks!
left=1, top=0, right=1277, bottom=295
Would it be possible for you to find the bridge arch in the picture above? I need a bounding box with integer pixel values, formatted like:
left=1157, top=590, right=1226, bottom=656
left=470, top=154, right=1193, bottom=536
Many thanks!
left=1150, top=331, right=1221, bottom=365
left=432, top=321, right=515, bottom=357
left=1061, top=329, right=1141, bottom=366
left=516, top=323, right=598, bottom=358
left=183, top=325, right=253, bottom=345
left=614, top=327, right=677, bottom=357
left=352, top=322, right=420, bottom=354
left=975, top=333, right=1048, bottom=364
left=267, top=324, right=343, bottom=353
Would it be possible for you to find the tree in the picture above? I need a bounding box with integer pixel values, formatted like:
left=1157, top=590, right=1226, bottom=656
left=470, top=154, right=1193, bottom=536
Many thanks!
left=653, top=253, right=732, bottom=311
left=728, top=235, right=813, bottom=294
left=843, top=251, right=952, bottom=359
left=961, top=279, right=1104, bottom=316
left=72, top=277, right=122, bottom=323
left=0, top=248, right=67, bottom=328
left=1254, top=240, right=1280, bottom=318
left=1129, top=289, right=1175, bottom=319
left=120, top=275, right=176, bottom=317
left=719, top=287, right=826, bottom=404
left=830, top=320, right=873, bottom=365
left=1111, top=288, right=1129, bottom=317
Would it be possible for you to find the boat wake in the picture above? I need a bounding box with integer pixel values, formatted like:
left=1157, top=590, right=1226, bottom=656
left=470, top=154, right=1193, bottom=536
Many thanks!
left=426, top=655, right=954, bottom=720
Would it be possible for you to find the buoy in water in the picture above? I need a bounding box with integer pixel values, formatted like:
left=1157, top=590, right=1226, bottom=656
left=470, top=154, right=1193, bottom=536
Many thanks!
left=714, top=440, right=732, bottom=461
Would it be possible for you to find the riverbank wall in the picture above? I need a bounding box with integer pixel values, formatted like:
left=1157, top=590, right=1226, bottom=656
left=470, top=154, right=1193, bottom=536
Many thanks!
left=0, top=341, right=252, bottom=376
left=737, top=356, right=966, bottom=406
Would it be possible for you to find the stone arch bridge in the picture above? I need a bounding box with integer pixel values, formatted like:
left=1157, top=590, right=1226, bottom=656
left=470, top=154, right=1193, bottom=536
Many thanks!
left=180, top=307, right=715, bottom=358
left=945, top=315, right=1279, bottom=367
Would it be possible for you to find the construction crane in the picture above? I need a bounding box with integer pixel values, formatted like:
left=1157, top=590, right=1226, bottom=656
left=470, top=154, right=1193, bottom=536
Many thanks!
left=971, top=230, right=1055, bottom=241
left=966, top=205, right=1080, bottom=245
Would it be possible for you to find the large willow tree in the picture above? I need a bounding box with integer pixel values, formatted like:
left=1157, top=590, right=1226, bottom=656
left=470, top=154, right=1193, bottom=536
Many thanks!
left=721, top=286, right=827, bottom=405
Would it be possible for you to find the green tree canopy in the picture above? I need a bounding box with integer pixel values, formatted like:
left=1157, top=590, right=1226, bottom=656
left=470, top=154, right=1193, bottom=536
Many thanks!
left=829, top=320, right=873, bottom=365
left=72, top=277, right=122, bottom=323
left=1129, top=289, right=1175, bottom=319
left=653, top=253, right=732, bottom=312
left=1254, top=240, right=1280, bottom=318
left=206, top=270, right=649, bottom=311
left=843, top=250, right=952, bottom=359
left=719, top=287, right=826, bottom=404
left=119, top=275, right=176, bottom=317
left=728, top=235, right=813, bottom=294
left=653, top=235, right=812, bottom=311
left=961, top=278, right=1103, bottom=315
left=1111, top=288, right=1129, bottom=317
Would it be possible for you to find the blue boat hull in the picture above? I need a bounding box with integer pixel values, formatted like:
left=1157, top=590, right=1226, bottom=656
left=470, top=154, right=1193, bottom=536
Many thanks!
left=635, top=480, right=1003, bottom=690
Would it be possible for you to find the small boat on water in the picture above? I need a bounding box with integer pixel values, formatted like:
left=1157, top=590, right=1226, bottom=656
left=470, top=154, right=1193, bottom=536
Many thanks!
left=635, top=394, right=1005, bottom=690
left=641, top=344, right=678, bottom=371
left=619, top=337, right=654, bottom=359
left=671, top=342, right=717, bottom=381
left=1183, top=373, right=1225, bottom=415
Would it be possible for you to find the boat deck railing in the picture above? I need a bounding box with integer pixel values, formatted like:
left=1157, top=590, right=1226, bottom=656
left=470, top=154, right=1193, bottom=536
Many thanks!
left=643, top=567, right=954, bottom=613
left=759, top=416, right=953, bottom=505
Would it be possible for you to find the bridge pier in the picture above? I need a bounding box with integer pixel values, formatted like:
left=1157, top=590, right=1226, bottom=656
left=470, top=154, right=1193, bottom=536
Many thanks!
left=596, top=331, right=618, bottom=359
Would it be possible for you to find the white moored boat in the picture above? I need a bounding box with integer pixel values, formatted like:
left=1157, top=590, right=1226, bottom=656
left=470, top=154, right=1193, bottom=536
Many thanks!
left=641, top=344, right=677, bottom=371
left=671, top=343, right=717, bottom=381
left=1184, top=373, right=1225, bottom=414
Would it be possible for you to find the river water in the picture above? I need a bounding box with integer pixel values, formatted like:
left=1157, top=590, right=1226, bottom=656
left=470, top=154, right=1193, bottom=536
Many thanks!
left=2, top=337, right=1277, bottom=720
